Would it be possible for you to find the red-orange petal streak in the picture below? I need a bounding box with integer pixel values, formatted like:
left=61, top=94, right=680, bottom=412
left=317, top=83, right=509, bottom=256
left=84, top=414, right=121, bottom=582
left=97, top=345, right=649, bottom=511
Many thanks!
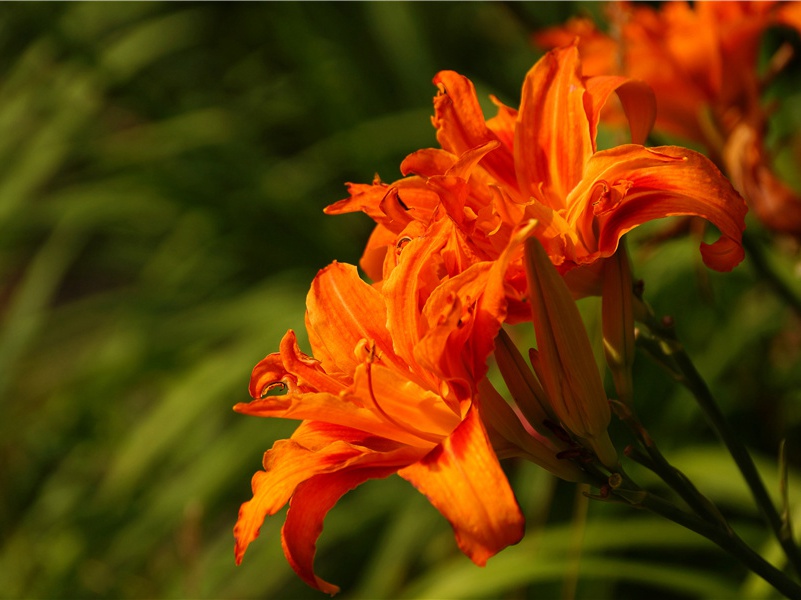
left=515, top=43, right=593, bottom=207
left=306, top=262, right=402, bottom=374
left=234, top=433, right=423, bottom=569
left=234, top=439, right=362, bottom=567
left=398, top=404, right=524, bottom=566
left=566, top=145, right=747, bottom=271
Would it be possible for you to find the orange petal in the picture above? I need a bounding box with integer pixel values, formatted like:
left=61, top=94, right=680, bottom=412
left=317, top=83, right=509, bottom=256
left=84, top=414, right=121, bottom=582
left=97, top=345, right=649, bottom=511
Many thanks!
left=566, top=145, right=747, bottom=271
left=248, top=331, right=349, bottom=400
left=281, top=466, right=399, bottom=595
left=433, top=70, right=493, bottom=155
left=234, top=428, right=422, bottom=568
left=306, top=262, right=403, bottom=375
left=415, top=261, right=494, bottom=392
left=515, top=43, right=593, bottom=208
left=400, top=147, right=457, bottom=178
left=383, top=220, right=455, bottom=372
left=235, top=389, right=430, bottom=448
left=350, top=360, right=460, bottom=444
left=522, top=200, right=580, bottom=268
left=485, top=95, right=518, bottom=150
left=324, top=181, right=392, bottom=220
left=234, top=438, right=363, bottom=567
left=467, top=220, right=537, bottom=372
left=413, top=220, right=535, bottom=392
left=359, top=224, right=395, bottom=284
left=723, top=122, right=801, bottom=237
left=241, top=351, right=457, bottom=447
left=432, top=71, right=516, bottom=190
left=325, top=178, right=440, bottom=234
left=398, top=404, right=524, bottom=566
left=584, top=76, right=656, bottom=146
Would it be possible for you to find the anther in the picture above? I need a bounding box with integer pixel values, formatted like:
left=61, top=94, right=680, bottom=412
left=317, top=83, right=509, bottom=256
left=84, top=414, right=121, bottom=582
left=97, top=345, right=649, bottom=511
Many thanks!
left=259, top=381, right=288, bottom=399
left=396, top=236, right=412, bottom=255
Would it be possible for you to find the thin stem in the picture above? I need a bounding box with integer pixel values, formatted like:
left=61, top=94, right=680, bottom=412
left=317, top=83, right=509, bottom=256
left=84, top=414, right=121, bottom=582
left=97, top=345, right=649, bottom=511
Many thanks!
left=584, top=466, right=801, bottom=598
left=625, top=444, right=729, bottom=530
left=743, top=231, right=801, bottom=320
left=638, top=312, right=801, bottom=580
left=633, top=488, right=801, bottom=599
left=562, top=483, right=590, bottom=600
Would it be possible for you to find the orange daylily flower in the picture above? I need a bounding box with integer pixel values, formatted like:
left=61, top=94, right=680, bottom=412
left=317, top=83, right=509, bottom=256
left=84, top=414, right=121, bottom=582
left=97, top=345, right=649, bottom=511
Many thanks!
left=536, top=1, right=801, bottom=235
left=233, top=232, right=547, bottom=593
left=327, top=43, right=747, bottom=309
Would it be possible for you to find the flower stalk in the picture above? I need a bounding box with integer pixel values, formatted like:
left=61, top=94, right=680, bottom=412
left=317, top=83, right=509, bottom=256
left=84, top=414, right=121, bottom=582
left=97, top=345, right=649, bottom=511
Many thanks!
left=612, top=473, right=801, bottom=600
left=636, top=304, right=801, bottom=581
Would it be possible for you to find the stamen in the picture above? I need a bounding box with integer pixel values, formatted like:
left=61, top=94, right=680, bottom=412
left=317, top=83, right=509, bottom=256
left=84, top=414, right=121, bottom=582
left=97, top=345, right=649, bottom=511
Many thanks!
left=396, top=236, right=412, bottom=255
left=259, top=381, right=288, bottom=399
left=396, top=193, right=409, bottom=211
left=362, top=347, right=443, bottom=445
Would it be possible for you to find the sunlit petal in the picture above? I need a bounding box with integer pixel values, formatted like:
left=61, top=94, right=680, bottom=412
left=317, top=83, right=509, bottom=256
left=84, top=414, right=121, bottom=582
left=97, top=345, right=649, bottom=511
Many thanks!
left=306, top=262, right=402, bottom=374
left=432, top=70, right=517, bottom=189
left=566, top=145, right=747, bottom=271
left=234, top=438, right=369, bottom=566
left=398, top=404, right=524, bottom=566
left=584, top=76, right=656, bottom=146
left=515, top=43, right=593, bottom=207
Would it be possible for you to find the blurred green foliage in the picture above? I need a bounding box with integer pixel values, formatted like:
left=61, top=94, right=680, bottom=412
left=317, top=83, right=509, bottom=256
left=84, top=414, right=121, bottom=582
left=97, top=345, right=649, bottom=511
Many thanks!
left=1, top=3, right=800, bottom=599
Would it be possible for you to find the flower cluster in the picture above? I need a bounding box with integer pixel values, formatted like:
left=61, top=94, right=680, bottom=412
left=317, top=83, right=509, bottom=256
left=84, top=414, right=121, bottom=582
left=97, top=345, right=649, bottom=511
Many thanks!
left=536, top=0, right=801, bottom=235
left=232, top=41, right=748, bottom=593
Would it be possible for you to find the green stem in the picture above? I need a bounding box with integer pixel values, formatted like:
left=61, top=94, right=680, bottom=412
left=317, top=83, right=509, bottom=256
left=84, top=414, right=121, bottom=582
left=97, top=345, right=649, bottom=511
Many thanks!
left=743, top=231, right=801, bottom=320
left=633, top=488, right=801, bottom=599
left=585, top=465, right=801, bottom=597
left=612, top=398, right=728, bottom=527
left=638, top=313, right=801, bottom=581
left=625, top=444, right=729, bottom=530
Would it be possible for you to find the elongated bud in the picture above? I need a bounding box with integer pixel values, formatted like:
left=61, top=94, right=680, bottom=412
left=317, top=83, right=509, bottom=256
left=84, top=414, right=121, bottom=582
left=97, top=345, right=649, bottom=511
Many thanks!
left=477, top=379, right=587, bottom=483
left=602, top=242, right=635, bottom=405
left=494, top=328, right=554, bottom=434
left=524, top=235, right=617, bottom=467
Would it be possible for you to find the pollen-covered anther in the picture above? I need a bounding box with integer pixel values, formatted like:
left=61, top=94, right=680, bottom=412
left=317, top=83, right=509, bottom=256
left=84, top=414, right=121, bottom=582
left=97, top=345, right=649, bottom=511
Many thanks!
left=456, top=301, right=476, bottom=329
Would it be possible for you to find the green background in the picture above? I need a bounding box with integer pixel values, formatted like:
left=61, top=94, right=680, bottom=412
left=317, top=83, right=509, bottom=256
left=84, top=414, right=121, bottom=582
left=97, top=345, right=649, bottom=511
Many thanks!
left=1, top=3, right=800, bottom=598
